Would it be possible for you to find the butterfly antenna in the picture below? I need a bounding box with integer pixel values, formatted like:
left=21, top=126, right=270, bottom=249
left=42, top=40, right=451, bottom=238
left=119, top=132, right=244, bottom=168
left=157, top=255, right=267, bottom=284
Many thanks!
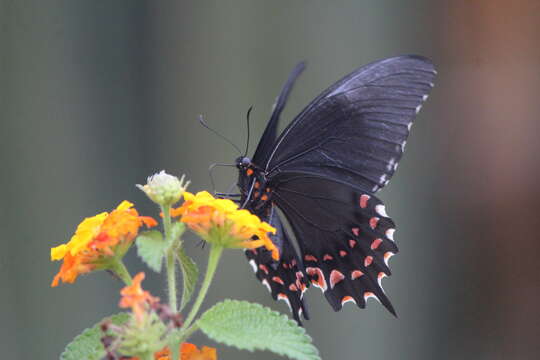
left=244, top=106, right=253, bottom=156
left=198, top=114, right=242, bottom=155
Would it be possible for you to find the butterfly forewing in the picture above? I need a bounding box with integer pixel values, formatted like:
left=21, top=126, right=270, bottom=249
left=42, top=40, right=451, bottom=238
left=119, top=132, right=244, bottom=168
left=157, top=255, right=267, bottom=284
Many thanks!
left=266, top=55, right=436, bottom=193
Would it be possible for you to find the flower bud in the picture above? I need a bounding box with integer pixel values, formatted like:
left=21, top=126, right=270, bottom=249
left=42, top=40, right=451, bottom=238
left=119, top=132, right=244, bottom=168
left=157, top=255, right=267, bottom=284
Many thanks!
left=137, top=171, right=190, bottom=206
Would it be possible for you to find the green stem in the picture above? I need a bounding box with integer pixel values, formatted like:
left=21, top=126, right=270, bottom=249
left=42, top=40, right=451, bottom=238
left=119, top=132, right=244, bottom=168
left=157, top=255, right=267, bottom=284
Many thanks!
left=177, top=323, right=200, bottom=344
left=181, top=244, right=223, bottom=330
left=161, top=204, right=178, bottom=312
left=110, top=259, right=132, bottom=285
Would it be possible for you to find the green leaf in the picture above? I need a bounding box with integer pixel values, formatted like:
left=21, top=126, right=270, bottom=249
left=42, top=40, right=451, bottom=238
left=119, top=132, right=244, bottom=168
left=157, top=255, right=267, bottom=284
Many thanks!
left=60, top=313, right=129, bottom=360
left=197, top=300, right=320, bottom=360
left=169, top=222, right=186, bottom=246
left=175, top=246, right=199, bottom=311
left=136, top=230, right=166, bottom=272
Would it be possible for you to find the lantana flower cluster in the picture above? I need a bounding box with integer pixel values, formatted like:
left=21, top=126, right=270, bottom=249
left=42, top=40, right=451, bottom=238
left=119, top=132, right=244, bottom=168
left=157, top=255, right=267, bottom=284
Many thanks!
left=50, top=201, right=157, bottom=286
left=173, top=191, right=279, bottom=260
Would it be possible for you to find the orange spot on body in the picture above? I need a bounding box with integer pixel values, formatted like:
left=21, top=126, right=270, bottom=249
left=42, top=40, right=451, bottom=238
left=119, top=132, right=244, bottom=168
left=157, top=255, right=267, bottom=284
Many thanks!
left=371, top=238, right=383, bottom=250
left=289, top=283, right=298, bottom=291
left=272, top=276, right=284, bottom=285
left=246, top=169, right=254, bottom=176
left=254, top=182, right=260, bottom=189
left=261, top=194, right=268, bottom=201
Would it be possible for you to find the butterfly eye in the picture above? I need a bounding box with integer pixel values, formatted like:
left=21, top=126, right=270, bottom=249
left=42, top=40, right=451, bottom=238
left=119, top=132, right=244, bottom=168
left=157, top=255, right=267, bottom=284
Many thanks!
left=241, top=157, right=251, bottom=166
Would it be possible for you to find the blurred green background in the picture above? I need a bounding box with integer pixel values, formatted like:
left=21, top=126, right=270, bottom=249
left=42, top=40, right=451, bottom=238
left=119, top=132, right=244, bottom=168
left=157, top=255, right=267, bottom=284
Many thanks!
left=2, top=1, right=539, bottom=359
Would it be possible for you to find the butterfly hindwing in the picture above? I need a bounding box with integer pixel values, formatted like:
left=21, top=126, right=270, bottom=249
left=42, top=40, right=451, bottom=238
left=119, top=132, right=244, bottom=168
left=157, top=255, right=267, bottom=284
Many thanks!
left=244, top=206, right=310, bottom=323
left=270, top=173, right=398, bottom=314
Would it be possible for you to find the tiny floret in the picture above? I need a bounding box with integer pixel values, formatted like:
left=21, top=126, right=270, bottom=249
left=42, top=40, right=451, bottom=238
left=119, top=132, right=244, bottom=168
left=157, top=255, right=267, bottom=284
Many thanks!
left=137, top=171, right=190, bottom=206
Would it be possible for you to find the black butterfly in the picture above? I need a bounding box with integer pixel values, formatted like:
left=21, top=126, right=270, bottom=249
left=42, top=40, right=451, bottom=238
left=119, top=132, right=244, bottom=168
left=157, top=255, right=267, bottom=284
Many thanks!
left=232, top=55, right=436, bottom=323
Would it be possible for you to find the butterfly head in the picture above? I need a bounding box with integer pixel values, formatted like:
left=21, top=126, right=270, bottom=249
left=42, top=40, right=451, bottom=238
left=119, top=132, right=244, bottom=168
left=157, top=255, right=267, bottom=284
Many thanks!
left=235, top=156, right=252, bottom=169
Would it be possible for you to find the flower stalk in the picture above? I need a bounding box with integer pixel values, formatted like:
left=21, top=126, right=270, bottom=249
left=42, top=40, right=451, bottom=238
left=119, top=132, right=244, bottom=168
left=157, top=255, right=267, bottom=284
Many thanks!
left=161, top=204, right=178, bottom=312
left=110, top=259, right=132, bottom=285
left=182, top=244, right=223, bottom=331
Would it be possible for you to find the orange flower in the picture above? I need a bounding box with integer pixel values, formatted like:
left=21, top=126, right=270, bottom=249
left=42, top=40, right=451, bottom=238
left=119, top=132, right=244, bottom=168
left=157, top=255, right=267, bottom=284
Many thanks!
left=119, top=272, right=159, bottom=323
left=180, top=343, right=217, bottom=360
left=127, top=343, right=217, bottom=360
left=172, top=191, right=279, bottom=260
left=50, top=201, right=157, bottom=286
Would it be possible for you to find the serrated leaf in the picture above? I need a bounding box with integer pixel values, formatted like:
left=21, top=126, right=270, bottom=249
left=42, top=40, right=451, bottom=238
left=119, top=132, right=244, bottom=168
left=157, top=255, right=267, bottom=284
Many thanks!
left=197, top=300, right=320, bottom=360
left=175, top=247, right=199, bottom=311
left=60, top=313, right=129, bottom=360
left=136, top=230, right=166, bottom=272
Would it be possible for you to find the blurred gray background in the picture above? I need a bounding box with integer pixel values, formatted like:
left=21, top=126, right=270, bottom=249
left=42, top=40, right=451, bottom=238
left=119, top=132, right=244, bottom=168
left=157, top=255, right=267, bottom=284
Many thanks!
left=1, top=1, right=539, bottom=359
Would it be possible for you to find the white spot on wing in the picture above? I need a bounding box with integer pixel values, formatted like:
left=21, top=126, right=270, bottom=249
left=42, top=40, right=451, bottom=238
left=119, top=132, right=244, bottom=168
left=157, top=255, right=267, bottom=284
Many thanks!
left=261, top=279, right=272, bottom=293
left=386, top=158, right=396, bottom=171
left=375, top=204, right=388, bottom=217
left=249, top=260, right=257, bottom=273
left=277, top=293, right=292, bottom=311
left=415, top=104, right=422, bottom=114
left=422, top=94, right=429, bottom=101
left=407, top=122, right=413, bottom=131
left=386, top=228, right=395, bottom=241
left=384, top=252, right=395, bottom=266
left=401, top=141, right=407, bottom=152
left=341, top=297, right=357, bottom=306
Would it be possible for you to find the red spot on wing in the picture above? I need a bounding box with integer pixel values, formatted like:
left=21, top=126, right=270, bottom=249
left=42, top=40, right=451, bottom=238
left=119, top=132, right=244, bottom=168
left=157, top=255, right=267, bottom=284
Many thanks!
left=258, top=264, right=269, bottom=274
left=349, top=239, right=357, bottom=248
left=341, top=296, right=356, bottom=305
left=364, top=291, right=377, bottom=301
left=272, top=276, right=284, bottom=285
left=289, top=284, right=298, bottom=291
left=329, top=269, right=345, bottom=289
left=369, top=217, right=379, bottom=229
left=359, top=194, right=370, bottom=208
left=306, top=267, right=327, bottom=291
left=339, top=250, right=348, bottom=257
left=364, top=256, right=374, bottom=267
left=304, top=254, right=318, bottom=262
left=323, top=254, right=334, bottom=261
left=371, top=238, right=383, bottom=250
left=352, top=227, right=360, bottom=236
left=351, top=270, right=364, bottom=280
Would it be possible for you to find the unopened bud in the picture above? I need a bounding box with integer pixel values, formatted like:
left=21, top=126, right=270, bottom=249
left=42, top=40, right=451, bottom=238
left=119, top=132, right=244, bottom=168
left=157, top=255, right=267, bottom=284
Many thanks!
left=137, top=171, right=190, bottom=206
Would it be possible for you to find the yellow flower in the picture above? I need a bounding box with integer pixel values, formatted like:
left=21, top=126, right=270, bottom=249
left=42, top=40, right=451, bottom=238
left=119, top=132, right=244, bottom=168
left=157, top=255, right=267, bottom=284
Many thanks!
left=172, top=191, right=279, bottom=260
left=50, top=201, right=157, bottom=287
